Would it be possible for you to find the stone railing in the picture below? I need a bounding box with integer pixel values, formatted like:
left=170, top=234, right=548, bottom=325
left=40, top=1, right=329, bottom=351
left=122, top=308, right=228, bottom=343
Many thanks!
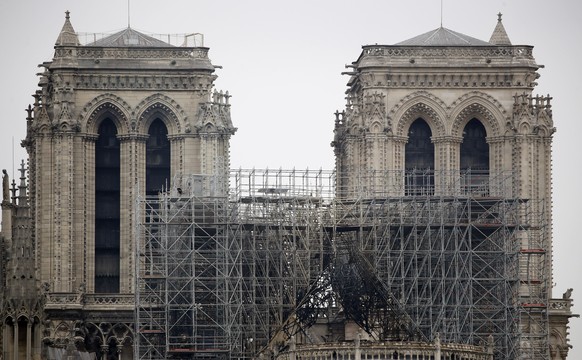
left=276, top=341, right=493, bottom=360
left=54, top=47, right=209, bottom=60
left=44, top=292, right=84, bottom=310
left=549, top=298, right=574, bottom=315
left=44, top=293, right=134, bottom=311
left=85, top=294, right=135, bottom=310
left=360, top=45, right=534, bottom=60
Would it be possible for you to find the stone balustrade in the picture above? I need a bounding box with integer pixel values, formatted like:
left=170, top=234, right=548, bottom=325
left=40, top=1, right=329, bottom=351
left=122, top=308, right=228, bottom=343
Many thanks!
left=276, top=341, right=493, bottom=360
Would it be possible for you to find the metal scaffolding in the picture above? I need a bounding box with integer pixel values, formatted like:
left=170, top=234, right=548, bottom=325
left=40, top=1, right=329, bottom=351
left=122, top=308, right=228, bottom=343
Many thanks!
left=135, top=169, right=547, bottom=360
left=229, top=169, right=335, bottom=357
left=135, top=174, right=242, bottom=359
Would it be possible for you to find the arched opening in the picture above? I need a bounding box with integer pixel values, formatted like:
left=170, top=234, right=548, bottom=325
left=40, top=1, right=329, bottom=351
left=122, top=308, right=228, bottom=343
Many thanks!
left=95, top=118, right=120, bottom=293
left=405, top=118, right=434, bottom=195
left=460, top=118, right=489, bottom=194
left=146, top=119, right=170, bottom=197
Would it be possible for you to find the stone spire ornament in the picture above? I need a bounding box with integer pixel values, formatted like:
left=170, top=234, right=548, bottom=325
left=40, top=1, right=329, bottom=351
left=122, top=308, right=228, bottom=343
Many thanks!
left=55, top=10, right=80, bottom=46
left=489, top=12, right=512, bottom=45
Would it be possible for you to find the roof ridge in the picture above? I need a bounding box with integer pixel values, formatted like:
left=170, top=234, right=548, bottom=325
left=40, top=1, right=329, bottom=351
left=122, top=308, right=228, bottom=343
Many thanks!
left=85, top=27, right=174, bottom=47
left=395, top=26, right=490, bottom=46
left=442, top=28, right=472, bottom=45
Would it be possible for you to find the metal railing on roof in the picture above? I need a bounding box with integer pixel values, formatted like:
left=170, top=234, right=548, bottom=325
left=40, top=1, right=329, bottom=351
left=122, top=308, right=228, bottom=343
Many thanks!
left=76, top=31, right=204, bottom=47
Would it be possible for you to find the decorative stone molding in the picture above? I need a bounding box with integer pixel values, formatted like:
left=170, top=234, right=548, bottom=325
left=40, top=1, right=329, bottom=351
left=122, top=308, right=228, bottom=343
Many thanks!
left=363, top=91, right=386, bottom=120
left=194, top=91, right=236, bottom=135
left=361, top=45, right=533, bottom=59
left=57, top=47, right=209, bottom=60
left=276, top=341, right=493, bottom=360
left=451, top=103, right=500, bottom=137
left=450, top=91, right=506, bottom=137
left=74, top=73, right=215, bottom=92
left=395, top=103, right=445, bottom=137
left=391, top=91, right=447, bottom=137
left=511, top=93, right=555, bottom=137
left=81, top=94, right=132, bottom=134
left=135, top=93, right=185, bottom=134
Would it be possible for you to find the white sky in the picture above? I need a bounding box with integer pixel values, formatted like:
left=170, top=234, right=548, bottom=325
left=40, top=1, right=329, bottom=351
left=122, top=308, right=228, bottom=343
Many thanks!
left=0, top=0, right=580, bottom=356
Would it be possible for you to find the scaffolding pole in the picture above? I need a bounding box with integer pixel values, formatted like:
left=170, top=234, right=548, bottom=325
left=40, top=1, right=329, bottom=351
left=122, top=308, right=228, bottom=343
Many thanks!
left=134, top=169, right=548, bottom=360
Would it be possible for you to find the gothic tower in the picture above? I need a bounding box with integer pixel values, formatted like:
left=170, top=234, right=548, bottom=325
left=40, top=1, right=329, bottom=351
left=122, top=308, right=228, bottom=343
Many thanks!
left=332, top=14, right=575, bottom=359
left=0, top=10, right=576, bottom=360
left=3, top=11, right=235, bottom=359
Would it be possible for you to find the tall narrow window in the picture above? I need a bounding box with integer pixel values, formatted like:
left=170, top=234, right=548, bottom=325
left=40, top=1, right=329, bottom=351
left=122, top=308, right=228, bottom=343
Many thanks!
left=95, top=119, right=120, bottom=293
left=460, top=118, right=489, bottom=193
left=405, top=118, right=434, bottom=195
left=146, top=119, right=170, bottom=197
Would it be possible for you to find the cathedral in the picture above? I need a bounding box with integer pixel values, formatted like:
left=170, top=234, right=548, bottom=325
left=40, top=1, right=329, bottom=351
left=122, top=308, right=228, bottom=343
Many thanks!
left=0, top=10, right=577, bottom=360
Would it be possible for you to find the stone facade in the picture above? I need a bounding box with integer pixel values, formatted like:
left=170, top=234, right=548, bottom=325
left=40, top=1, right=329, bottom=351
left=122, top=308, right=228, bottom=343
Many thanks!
left=331, top=15, right=576, bottom=360
left=1, top=11, right=235, bottom=360
left=0, top=11, right=576, bottom=360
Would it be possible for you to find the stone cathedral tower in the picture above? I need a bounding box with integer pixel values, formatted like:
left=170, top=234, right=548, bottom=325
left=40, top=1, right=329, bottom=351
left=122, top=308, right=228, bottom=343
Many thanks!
left=0, top=10, right=577, bottom=360
left=1, top=11, right=235, bottom=359
left=332, top=14, right=575, bottom=359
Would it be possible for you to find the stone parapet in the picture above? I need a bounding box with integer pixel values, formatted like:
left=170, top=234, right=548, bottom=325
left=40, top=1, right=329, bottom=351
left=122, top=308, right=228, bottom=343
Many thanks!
left=44, top=293, right=134, bottom=311
left=276, top=341, right=492, bottom=360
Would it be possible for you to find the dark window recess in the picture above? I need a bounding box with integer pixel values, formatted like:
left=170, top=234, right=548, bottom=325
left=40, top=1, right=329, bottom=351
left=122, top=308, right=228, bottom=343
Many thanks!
left=95, top=118, right=120, bottom=293
left=405, top=118, right=434, bottom=195
left=146, top=119, right=170, bottom=196
left=460, top=118, right=489, bottom=171
left=460, top=118, right=489, bottom=195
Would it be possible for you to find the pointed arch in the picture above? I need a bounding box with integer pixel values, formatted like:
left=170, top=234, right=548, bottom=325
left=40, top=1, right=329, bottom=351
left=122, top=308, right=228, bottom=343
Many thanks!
left=95, top=118, right=120, bottom=293
left=146, top=119, right=171, bottom=196
left=81, top=94, right=131, bottom=134
left=135, top=93, right=186, bottom=134
left=370, top=120, right=383, bottom=134
left=405, top=119, right=434, bottom=170
left=405, top=118, right=435, bottom=195
left=391, top=92, right=447, bottom=137
left=450, top=92, right=507, bottom=137
left=460, top=119, right=489, bottom=171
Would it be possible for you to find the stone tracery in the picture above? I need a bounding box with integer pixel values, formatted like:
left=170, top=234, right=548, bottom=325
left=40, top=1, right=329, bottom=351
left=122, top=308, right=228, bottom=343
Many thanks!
left=135, top=93, right=186, bottom=134
left=82, top=94, right=132, bottom=134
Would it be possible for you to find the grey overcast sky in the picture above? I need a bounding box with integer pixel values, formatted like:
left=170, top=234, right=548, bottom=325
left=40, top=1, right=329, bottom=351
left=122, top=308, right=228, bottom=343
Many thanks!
left=1, top=0, right=580, bottom=356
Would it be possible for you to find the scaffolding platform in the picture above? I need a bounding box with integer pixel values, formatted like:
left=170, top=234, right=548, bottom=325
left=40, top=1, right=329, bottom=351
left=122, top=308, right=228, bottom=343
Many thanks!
left=134, top=169, right=548, bottom=360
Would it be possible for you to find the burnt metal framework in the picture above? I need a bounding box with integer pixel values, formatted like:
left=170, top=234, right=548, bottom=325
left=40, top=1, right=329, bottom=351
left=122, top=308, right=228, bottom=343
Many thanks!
left=135, top=169, right=547, bottom=360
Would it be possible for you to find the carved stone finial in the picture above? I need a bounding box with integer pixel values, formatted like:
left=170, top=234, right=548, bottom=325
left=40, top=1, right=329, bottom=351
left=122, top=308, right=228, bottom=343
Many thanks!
left=2, top=169, right=8, bottom=202
left=65, top=10, right=70, bottom=20
left=26, top=105, right=33, bottom=119
left=497, top=12, right=502, bottom=22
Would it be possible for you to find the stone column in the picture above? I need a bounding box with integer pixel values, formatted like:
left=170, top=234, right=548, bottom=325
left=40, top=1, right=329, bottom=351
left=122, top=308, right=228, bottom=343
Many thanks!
left=487, top=136, right=506, bottom=197
left=391, top=137, right=407, bottom=197
left=432, top=136, right=462, bottom=196
left=100, top=345, right=109, bottom=360
left=117, top=343, right=124, bottom=360
left=119, top=135, right=147, bottom=293
left=3, top=322, right=9, bottom=360
left=33, top=319, right=41, bottom=360
left=84, top=135, right=98, bottom=293
left=13, top=321, right=18, bottom=360
left=354, top=332, right=361, bottom=360
left=26, top=320, right=32, bottom=360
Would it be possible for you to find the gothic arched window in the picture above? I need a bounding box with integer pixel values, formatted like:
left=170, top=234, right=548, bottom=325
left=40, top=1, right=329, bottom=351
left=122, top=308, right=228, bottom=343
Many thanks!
left=146, top=119, right=170, bottom=196
left=460, top=118, right=489, bottom=171
left=405, top=118, right=434, bottom=195
left=95, top=118, right=120, bottom=293
left=460, top=118, right=489, bottom=194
